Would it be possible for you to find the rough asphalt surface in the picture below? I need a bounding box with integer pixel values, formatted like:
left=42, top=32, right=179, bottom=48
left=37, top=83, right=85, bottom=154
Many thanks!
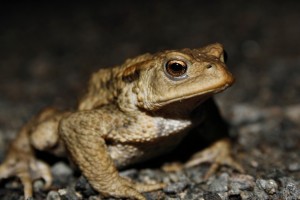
left=0, top=1, right=299, bottom=200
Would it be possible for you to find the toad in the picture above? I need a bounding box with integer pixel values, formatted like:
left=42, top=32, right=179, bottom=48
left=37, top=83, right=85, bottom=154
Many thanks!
left=0, top=43, right=242, bottom=200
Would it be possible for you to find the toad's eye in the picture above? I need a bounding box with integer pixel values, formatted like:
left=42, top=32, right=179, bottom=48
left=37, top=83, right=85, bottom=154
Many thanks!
left=165, top=60, right=187, bottom=78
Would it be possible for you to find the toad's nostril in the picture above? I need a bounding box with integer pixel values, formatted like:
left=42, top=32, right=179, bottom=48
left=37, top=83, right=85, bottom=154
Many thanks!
left=206, top=64, right=214, bottom=69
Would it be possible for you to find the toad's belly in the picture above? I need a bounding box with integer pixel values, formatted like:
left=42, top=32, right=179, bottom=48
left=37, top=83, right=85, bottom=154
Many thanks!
left=108, top=130, right=189, bottom=169
left=107, top=115, right=202, bottom=168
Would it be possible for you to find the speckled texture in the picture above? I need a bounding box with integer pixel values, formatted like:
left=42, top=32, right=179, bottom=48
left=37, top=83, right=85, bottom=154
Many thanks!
left=0, top=1, right=300, bottom=200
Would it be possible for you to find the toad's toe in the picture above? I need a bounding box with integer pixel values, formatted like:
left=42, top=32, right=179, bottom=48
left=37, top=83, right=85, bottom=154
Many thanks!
left=185, top=138, right=244, bottom=179
left=0, top=155, right=52, bottom=199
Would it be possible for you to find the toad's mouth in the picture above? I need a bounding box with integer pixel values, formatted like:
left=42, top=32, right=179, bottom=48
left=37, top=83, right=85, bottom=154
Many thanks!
left=154, top=83, right=231, bottom=108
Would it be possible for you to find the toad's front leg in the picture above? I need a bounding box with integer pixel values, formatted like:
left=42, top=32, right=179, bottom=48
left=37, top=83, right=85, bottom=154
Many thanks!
left=59, top=110, right=164, bottom=200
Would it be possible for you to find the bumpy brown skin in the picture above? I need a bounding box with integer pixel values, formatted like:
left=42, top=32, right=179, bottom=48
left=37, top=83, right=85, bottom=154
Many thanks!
left=0, top=43, right=243, bottom=200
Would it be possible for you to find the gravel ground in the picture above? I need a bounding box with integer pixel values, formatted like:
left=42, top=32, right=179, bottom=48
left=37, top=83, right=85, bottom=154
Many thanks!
left=0, top=1, right=299, bottom=200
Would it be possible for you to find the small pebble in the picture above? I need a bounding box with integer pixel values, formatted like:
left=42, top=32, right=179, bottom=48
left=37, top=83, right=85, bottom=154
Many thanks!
left=229, top=174, right=255, bottom=191
left=33, top=179, right=45, bottom=192
left=119, top=169, right=138, bottom=179
left=164, top=181, right=188, bottom=194
left=47, top=191, right=61, bottom=200
left=208, top=173, right=229, bottom=193
left=184, top=185, right=205, bottom=200
left=58, top=189, right=67, bottom=196
left=58, top=188, right=80, bottom=200
left=256, top=179, right=278, bottom=195
left=51, top=162, right=73, bottom=177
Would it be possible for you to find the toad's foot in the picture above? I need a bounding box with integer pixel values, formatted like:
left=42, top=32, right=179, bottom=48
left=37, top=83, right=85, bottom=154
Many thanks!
left=100, top=176, right=165, bottom=200
left=0, top=152, right=52, bottom=199
left=184, top=138, right=244, bottom=179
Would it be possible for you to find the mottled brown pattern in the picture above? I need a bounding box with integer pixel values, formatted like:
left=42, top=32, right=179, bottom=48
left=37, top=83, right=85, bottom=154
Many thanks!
left=0, top=43, right=242, bottom=200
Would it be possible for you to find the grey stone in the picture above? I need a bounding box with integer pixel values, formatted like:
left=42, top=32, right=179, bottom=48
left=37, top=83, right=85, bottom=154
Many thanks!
left=208, top=173, right=229, bottom=193
left=164, top=181, right=188, bottom=194
left=51, top=162, right=73, bottom=178
left=256, top=178, right=278, bottom=195
left=46, top=191, right=61, bottom=200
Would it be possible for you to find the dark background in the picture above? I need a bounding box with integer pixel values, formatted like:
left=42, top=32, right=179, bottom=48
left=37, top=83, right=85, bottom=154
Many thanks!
left=0, top=1, right=299, bottom=199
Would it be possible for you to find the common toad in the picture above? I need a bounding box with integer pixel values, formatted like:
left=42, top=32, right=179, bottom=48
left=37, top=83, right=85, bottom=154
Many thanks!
left=0, top=43, right=242, bottom=200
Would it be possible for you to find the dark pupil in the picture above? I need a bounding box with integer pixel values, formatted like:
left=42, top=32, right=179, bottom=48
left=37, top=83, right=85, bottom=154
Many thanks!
left=167, top=61, right=187, bottom=77
left=170, top=63, right=184, bottom=72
